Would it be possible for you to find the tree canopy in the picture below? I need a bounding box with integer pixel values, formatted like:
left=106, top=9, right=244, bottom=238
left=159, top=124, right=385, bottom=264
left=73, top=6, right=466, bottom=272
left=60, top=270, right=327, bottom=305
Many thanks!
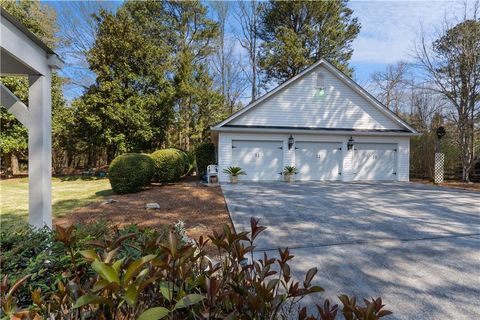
left=258, top=0, right=361, bottom=83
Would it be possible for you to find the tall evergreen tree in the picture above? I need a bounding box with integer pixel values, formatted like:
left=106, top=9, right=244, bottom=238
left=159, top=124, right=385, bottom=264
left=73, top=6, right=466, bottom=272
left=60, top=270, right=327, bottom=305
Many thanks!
left=77, top=1, right=174, bottom=163
left=163, top=1, right=224, bottom=150
left=258, top=0, right=360, bottom=83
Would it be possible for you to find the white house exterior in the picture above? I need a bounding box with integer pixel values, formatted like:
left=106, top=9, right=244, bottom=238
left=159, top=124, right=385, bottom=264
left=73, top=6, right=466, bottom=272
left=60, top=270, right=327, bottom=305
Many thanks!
left=211, top=59, right=418, bottom=183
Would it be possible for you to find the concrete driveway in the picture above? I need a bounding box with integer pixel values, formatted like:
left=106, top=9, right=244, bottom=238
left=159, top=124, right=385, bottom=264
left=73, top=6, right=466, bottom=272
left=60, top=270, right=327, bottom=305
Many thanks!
left=221, top=182, right=480, bottom=319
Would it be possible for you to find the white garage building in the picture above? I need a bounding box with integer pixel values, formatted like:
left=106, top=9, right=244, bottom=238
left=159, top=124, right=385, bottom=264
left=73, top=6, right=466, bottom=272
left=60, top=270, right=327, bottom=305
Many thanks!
left=211, top=59, right=418, bottom=183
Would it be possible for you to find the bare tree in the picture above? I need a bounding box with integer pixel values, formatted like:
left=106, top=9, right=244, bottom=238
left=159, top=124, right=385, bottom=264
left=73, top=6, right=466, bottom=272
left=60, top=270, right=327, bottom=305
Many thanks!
left=234, top=0, right=261, bottom=102
left=371, top=61, right=409, bottom=114
left=55, top=1, right=116, bottom=93
left=415, top=3, right=480, bottom=181
left=408, top=82, right=445, bottom=131
left=211, top=1, right=248, bottom=113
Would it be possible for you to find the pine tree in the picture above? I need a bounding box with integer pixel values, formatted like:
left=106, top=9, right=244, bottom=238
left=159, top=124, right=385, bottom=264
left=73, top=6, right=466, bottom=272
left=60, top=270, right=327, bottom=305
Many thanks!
left=164, top=1, right=224, bottom=150
left=258, top=0, right=361, bottom=83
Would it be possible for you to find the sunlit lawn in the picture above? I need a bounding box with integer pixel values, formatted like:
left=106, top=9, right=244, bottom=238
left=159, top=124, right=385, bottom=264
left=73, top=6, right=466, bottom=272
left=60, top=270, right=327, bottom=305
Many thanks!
left=0, top=176, right=113, bottom=229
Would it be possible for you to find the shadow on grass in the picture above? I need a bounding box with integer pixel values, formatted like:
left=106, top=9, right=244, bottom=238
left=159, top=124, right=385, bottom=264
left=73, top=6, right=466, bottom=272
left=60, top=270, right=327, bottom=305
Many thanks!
left=53, top=188, right=113, bottom=217
left=56, top=175, right=107, bottom=182
left=96, top=189, right=114, bottom=197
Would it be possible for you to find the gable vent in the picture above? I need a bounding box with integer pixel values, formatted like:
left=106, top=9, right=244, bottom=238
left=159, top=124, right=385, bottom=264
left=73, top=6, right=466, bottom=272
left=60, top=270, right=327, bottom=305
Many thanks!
left=316, top=72, right=325, bottom=90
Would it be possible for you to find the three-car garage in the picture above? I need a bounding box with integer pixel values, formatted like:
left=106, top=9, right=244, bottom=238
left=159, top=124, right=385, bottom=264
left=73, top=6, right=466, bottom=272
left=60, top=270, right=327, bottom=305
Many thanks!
left=228, top=137, right=402, bottom=182
left=212, top=60, right=417, bottom=183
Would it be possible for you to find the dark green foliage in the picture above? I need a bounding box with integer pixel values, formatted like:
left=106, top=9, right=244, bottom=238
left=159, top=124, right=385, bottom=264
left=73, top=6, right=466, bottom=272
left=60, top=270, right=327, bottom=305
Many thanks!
left=175, top=148, right=195, bottom=176
left=194, top=142, right=216, bottom=175
left=0, top=222, right=172, bottom=311
left=150, top=149, right=187, bottom=182
left=108, top=153, right=154, bottom=194
left=258, top=0, right=361, bottom=82
left=2, top=219, right=391, bottom=320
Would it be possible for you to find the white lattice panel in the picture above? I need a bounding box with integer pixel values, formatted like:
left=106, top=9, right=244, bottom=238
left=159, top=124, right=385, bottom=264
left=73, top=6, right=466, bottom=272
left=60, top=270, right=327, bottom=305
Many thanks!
left=434, top=153, right=445, bottom=183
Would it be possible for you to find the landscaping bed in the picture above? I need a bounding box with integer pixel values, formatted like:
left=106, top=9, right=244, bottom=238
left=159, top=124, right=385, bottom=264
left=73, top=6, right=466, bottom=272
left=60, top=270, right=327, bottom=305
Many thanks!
left=55, top=176, right=233, bottom=243
left=412, top=179, right=480, bottom=192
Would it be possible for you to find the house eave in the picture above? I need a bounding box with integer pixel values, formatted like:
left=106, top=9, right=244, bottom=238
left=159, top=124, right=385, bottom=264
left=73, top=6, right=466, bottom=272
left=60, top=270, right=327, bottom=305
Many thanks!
left=211, top=125, right=420, bottom=136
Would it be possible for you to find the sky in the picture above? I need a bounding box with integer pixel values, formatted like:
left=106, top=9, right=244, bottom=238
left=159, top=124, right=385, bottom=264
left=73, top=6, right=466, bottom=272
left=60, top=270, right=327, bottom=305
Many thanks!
left=348, top=0, right=469, bottom=83
left=46, top=0, right=473, bottom=101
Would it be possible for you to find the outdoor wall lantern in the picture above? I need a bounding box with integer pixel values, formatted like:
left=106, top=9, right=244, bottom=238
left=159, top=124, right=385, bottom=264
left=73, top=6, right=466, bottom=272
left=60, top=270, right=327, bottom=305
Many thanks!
left=435, top=126, right=446, bottom=153
left=288, top=134, right=294, bottom=150
left=436, top=126, right=446, bottom=140
left=347, top=136, right=355, bottom=150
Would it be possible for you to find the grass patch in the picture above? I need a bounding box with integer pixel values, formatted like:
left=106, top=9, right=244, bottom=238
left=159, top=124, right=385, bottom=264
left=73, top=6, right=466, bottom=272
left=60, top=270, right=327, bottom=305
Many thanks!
left=0, top=176, right=113, bottom=228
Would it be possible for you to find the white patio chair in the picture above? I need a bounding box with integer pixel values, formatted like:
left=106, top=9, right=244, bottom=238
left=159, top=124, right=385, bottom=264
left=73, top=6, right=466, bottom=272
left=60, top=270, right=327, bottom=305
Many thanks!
left=206, top=164, right=218, bottom=184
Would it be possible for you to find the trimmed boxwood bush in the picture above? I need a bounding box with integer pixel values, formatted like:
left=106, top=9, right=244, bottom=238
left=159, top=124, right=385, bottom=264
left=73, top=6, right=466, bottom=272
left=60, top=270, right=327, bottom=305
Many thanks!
left=195, top=142, right=216, bottom=177
left=174, top=148, right=193, bottom=176
left=108, top=153, right=154, bottom=194
left=150, top=148, right=186, bottom=182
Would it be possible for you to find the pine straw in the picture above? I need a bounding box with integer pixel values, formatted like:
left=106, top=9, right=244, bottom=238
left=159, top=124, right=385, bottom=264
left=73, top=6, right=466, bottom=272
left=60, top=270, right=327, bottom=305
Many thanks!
left=54, top=177, right=234, bottom=246
left=412, top=179, right=480, bottom=192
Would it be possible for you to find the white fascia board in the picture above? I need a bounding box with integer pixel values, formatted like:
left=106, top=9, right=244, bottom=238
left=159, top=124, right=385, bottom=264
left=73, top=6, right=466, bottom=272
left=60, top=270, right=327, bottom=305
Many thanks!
left=211, top=126, right=420, bottom=137
left=1, top=16, right=51, bottom=75
left=47, top=54, right=64, bottom=70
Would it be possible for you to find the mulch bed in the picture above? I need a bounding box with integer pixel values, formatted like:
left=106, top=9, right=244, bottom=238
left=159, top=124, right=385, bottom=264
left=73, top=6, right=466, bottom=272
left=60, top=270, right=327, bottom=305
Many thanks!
left=55, top=177, right=234, bottom=246
left=412, top=179, right=480, bottom=192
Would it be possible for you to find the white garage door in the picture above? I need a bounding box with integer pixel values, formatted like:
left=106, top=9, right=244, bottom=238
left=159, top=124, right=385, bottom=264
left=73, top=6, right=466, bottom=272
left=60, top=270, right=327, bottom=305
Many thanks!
left=354, top=143, right=397, bottom=181
left=295, top=142, right=342, bottom=181
left=232, top=140, right=283, bottom=181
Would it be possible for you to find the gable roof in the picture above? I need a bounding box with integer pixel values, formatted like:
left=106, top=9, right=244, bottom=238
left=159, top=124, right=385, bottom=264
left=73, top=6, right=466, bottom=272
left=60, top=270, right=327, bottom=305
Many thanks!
left=212, top=59, right=417, bottom=134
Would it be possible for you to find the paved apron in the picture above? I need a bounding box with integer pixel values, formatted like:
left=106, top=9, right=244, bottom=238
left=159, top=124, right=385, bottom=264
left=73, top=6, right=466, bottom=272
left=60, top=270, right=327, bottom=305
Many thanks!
left=222, top=182, right=480, bottom=320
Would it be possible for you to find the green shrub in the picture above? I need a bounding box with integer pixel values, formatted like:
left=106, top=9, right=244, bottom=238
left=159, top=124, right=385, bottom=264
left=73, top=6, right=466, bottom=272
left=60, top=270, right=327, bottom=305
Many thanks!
left=0, top=221, right=175, bottom=310
left=150, top=148, right=187, bottom=182
left=108, top=153, right=154, bottom=194
left=184, top=150, right=195, bottom=175
left=2, top=219, right=391, bottom=320
left=173, top=148, right=194, bottom=176
left=195, top=142, right=216, bottom=176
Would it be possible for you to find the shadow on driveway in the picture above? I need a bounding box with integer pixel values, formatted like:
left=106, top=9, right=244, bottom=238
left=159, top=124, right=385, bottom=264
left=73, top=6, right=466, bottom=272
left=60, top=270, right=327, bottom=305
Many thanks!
left=222, top=181, right=480, bottom=319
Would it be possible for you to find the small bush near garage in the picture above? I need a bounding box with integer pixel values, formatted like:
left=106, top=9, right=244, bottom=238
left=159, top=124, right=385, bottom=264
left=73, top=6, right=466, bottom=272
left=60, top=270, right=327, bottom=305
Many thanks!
left=150, top=148, right=187, bottom=182
left=108, top=153, right=154, bottom=194
left=195, top=142, right=216, bottom=176
left=3, top=218, right=391, bottom=320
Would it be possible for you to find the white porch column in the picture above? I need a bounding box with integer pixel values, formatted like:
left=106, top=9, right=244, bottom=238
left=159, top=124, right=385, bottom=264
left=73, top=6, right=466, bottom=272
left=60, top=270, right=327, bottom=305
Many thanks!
left=28, top=74, right=52, bottom=228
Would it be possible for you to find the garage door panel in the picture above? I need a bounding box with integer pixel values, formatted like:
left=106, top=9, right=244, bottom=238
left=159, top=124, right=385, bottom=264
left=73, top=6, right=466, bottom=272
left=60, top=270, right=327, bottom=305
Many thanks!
left=296, top=142, right=342, bottom=181
left=232, top=140, right=283, bottom=181
left=354, top=143, right=396, bottom=181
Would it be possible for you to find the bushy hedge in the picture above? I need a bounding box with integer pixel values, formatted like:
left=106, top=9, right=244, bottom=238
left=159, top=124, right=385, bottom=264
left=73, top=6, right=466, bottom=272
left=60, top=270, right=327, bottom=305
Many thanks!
left=195, top=142, right=216, bottom=176
left=2, top=219, right=391, bottom=320
left=108, top=153, right=154, bottom=194
left=150, top=148, right=187, bottom=182
left=0, top=222, right=174, bottom=309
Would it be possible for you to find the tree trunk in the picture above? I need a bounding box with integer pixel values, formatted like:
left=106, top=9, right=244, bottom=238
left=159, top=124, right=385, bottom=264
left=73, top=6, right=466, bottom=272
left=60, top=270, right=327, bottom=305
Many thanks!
left=11, top=152, right=20, bottom=175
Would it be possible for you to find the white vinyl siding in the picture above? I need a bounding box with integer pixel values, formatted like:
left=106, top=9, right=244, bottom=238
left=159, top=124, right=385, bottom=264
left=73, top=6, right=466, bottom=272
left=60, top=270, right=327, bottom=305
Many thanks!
left=217, top=132, right=410, bottom=182
left=229, top=65, right=402, bottom=130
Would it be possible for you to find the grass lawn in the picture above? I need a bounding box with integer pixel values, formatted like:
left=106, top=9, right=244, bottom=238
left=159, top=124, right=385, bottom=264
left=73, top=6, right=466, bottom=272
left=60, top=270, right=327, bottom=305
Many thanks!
left=0, top=176, right=113, bottom=228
